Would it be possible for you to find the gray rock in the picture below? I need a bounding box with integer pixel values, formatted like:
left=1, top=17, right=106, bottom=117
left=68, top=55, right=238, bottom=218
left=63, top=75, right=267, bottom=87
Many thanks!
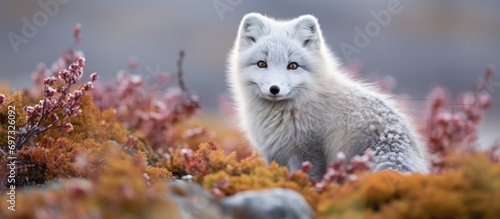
left=220, top=188, right=315, bottom=219
left=166, top=181, right=315, bottom=219
left=166, top=180, right=231, bottom=219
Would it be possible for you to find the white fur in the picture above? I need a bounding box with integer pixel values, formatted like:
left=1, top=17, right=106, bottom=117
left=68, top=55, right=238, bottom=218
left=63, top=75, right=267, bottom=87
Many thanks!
left=227, top=13, right=430, bottom=179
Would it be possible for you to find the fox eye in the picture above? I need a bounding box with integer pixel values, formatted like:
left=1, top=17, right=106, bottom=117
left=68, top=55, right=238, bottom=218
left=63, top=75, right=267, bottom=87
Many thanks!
left=257, top=61, right=267, bottom=68
left=287, top=62, right=299, bottom=70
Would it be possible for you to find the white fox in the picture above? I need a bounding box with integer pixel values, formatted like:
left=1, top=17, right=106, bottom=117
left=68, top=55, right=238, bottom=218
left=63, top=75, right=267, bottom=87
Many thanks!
left=227, top=13, right=429, bottom=179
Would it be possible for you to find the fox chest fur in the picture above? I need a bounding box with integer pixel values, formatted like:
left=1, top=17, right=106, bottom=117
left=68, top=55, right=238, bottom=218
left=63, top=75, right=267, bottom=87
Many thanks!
left=245, top=99, right=328, bottom=179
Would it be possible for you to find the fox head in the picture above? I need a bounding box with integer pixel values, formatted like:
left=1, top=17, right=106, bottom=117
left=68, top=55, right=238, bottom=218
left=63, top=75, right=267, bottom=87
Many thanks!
left=228, top=13, right=335, bottom=103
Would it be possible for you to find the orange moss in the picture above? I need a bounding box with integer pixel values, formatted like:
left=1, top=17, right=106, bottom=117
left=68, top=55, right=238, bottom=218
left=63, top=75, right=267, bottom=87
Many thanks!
left=2, top=78, right=500, bottom=219
left=317, top=153, right=500, bottom=219
left=1, top=92, right=173, bottom=187
left=0, top=146, right=178, bottom=219
left=167, top=141, right=321, bottom=208
left=0, top=92, right=27, bottom=135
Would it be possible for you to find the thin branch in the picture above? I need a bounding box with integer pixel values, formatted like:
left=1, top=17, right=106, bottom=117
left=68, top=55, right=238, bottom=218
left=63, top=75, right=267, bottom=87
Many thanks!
left=176, top=50, right=188, bottom=92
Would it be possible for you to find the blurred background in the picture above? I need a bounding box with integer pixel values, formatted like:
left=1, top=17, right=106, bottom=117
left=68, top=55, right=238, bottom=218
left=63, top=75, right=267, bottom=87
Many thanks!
left=0, top=0, right=499, bottom=145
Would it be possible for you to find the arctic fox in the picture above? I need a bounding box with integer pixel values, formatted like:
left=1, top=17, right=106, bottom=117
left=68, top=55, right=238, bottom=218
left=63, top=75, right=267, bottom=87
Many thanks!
left=227, top=13, right=429, bottom=179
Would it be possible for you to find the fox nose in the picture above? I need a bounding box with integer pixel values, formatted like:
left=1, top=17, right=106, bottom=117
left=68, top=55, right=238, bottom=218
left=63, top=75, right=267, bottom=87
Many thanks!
left=269, top=85, right=280, bottom=95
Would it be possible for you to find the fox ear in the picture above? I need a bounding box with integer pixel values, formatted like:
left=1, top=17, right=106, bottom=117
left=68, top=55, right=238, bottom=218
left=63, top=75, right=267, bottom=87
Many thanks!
left=238, top=13, right=269, bottom=48
left=292, top=15, right=321, bottom=49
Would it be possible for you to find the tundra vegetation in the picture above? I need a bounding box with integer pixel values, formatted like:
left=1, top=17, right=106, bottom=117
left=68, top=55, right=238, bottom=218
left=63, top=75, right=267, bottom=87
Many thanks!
left=1, top=25, right=499, bottom=219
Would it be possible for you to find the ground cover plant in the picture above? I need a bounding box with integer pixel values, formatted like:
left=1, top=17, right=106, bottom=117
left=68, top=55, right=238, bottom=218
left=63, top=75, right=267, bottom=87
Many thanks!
left=1, top=24, right=499, bottom=219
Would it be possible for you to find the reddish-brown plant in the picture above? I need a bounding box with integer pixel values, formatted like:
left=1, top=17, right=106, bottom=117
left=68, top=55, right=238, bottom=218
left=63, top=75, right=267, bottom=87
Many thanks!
left=424, top=68, right=494, bottom=172
left=91, top=51, right=202, bottom=150
left=15, top=57, right=98, bottom=149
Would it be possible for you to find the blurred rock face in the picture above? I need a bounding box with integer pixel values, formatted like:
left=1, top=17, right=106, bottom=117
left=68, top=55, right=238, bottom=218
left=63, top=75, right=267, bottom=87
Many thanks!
left=167, top=181, right=230, bottom=219
left=220, top=188, right=315, bottom=219
left=167, top=181, right=314, bottom=219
